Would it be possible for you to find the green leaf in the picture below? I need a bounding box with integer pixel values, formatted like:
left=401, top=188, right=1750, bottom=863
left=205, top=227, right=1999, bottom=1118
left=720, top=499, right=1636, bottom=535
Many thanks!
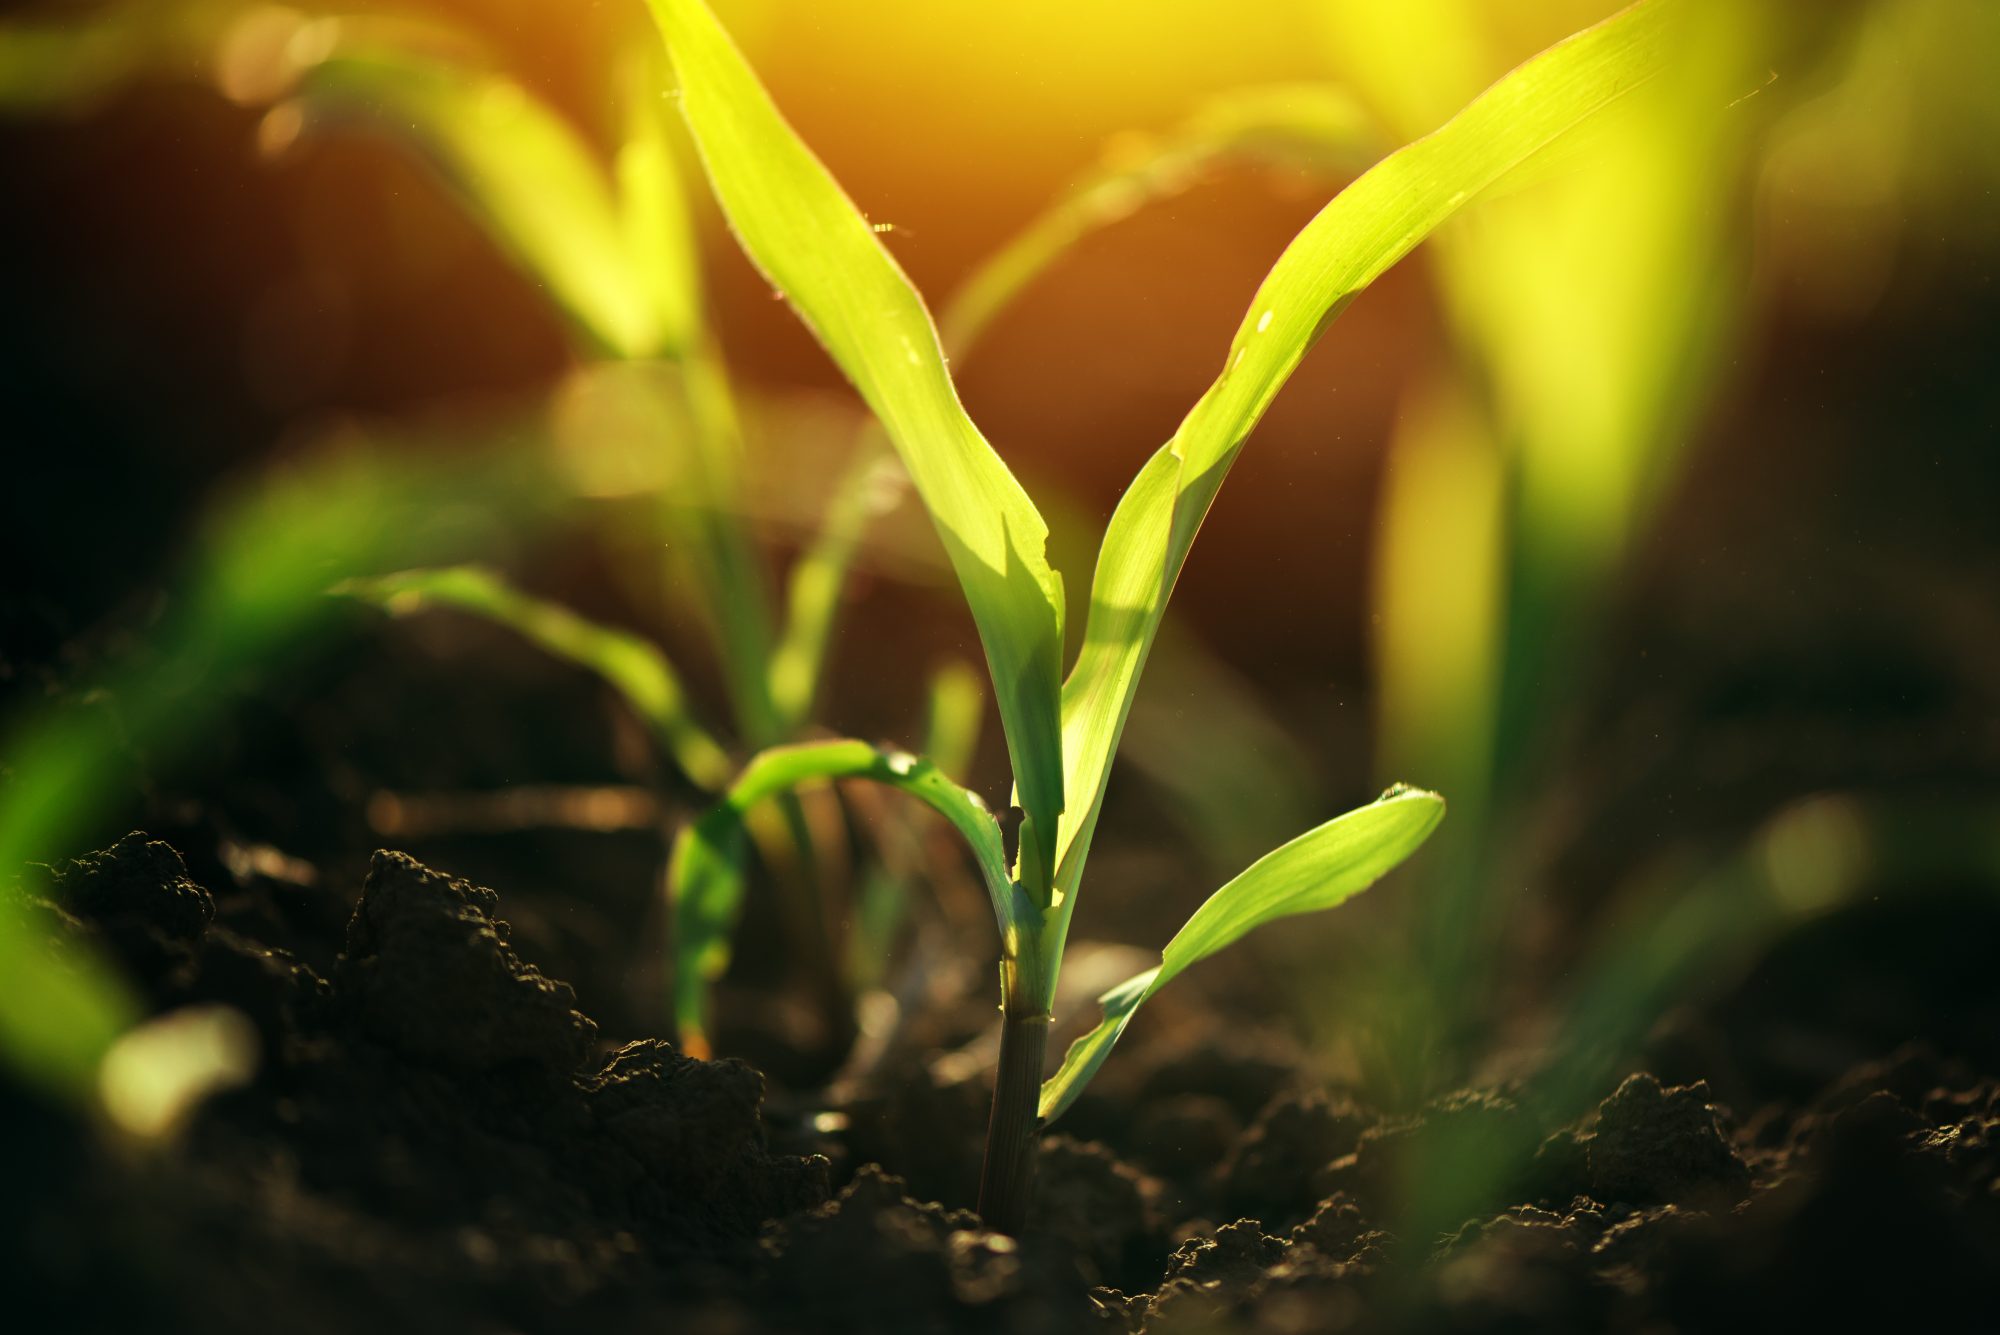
left=841, top=661, right=986, bottom=989
left=1055, top=0, right=1676, bottom=897
left=287, top=37, right=781, bottom=739
left=767, top=435, right=908, bottom=731
left=288, top=44, right=696, bottom=360
left=942, top=83, right=1378, bottom=355
left=654, top=351, right=783, bottom=745
left=1040, top=786, right=1445, bottom=1124
left=612, top=45, right=706, bottom=354
left=641, top=0, right=1067, bottom=897
left=921, top=660, right=986, bottom=783
left=610, top=52, right=785, bottom=744
left=0, top=892, right=134, bottom=1104
left=667, top=739, right=1020, bottom=1046
left=337, top=565, right=734, bottom=792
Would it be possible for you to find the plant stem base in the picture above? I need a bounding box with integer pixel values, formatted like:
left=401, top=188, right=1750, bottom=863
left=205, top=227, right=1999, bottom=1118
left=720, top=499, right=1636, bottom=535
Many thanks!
left=976, top=1009, right=1050, bottom=1235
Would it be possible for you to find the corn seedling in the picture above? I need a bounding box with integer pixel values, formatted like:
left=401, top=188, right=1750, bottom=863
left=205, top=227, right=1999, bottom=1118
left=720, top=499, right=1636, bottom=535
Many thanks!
left=0, top=0, right=1350, bottom=1086
left=639, top=0, right=1680, bottom=1231
left=256, top=9, right=1322, bottom=1060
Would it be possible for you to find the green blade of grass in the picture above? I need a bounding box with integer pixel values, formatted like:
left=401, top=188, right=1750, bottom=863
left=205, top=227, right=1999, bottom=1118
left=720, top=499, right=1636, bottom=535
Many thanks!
left=662, top=348, right=783, bottom=745
left=614, top=45, right=705, bottom=357
left=767, top=436, right=908, bottom=732
left=843, top=864, right=907, bottom=995
left=284, top=37, right=780, bottom=742
left=942, top=83, right=1379, bottom=355
left=840, top=660, right=987, bottom=988
left=0, top=897, right=133, bottom=1102
left=336, top=564, right=734, bottom=793
left=921, top=660, right=986, bottom=783
left=1054, top=0, right=1676, bottom=899
left=642, top=0, right=1067, bottom=897
left=1039, top=786, right=1444, bottom=1125
left=615, top=45, right=784, bottom=744
left=667, top=738, right=1020, bottom=1046
left=288, top=45, right=695, bottom=361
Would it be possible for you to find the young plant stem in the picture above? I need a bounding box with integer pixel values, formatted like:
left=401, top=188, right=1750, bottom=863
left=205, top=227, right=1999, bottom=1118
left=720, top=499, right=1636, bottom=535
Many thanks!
left=976, top=1006, right=1050, bottom=1235
left=740, top=794, right=854, bottom=1060
left=773, top=792, right=857, bottom=1059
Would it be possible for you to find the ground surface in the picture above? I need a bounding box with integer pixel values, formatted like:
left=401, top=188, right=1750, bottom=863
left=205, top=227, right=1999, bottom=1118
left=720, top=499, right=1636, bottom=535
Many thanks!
left=9, top=831, right=1997, bottom=1334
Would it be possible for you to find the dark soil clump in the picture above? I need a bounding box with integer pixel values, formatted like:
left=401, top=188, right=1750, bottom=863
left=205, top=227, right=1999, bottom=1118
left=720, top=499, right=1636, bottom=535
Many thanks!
left=338, top=850, right=598, bottom=1075
left=1585, top=1073, right=1748, bottom=1206
left=10, top=836, right=839, bottom=1332
left=11, top=832, right=2000, bottom=1333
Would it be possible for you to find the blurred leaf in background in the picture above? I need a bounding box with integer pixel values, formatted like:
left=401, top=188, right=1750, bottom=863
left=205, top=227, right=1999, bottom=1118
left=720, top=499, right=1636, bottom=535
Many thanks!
left=1334, top=0, right=2000, bottom=1120
left=1339, top=0, right=1834, bottom=1096
left=263, top=19, right=785, bottom=744
left=0, top=0, right=232, bottom=113
left=0, top=419, right=558, bottom=1102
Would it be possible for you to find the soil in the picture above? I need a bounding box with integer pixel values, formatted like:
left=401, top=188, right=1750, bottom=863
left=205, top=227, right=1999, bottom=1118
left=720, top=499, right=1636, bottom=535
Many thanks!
left=9, top=831, right=1998, bottom=1333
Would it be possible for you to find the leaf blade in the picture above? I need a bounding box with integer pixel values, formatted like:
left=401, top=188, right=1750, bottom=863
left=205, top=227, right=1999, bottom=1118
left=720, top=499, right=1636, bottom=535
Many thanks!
left=641, top=0, right=1066, bottom=893
left=1055, top=0, right=1676, bottom=894
left=767, top=436, right=908, bottom=731
left=942, top=82, right=1379, bottom=355
left=667, top=739, right=1018, bottom=1045
left=338, top=565, right=734, bottom=792
left=289, top=46, right=690, bottom=360
left=1039, top=786, right=1445, bottom=1124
